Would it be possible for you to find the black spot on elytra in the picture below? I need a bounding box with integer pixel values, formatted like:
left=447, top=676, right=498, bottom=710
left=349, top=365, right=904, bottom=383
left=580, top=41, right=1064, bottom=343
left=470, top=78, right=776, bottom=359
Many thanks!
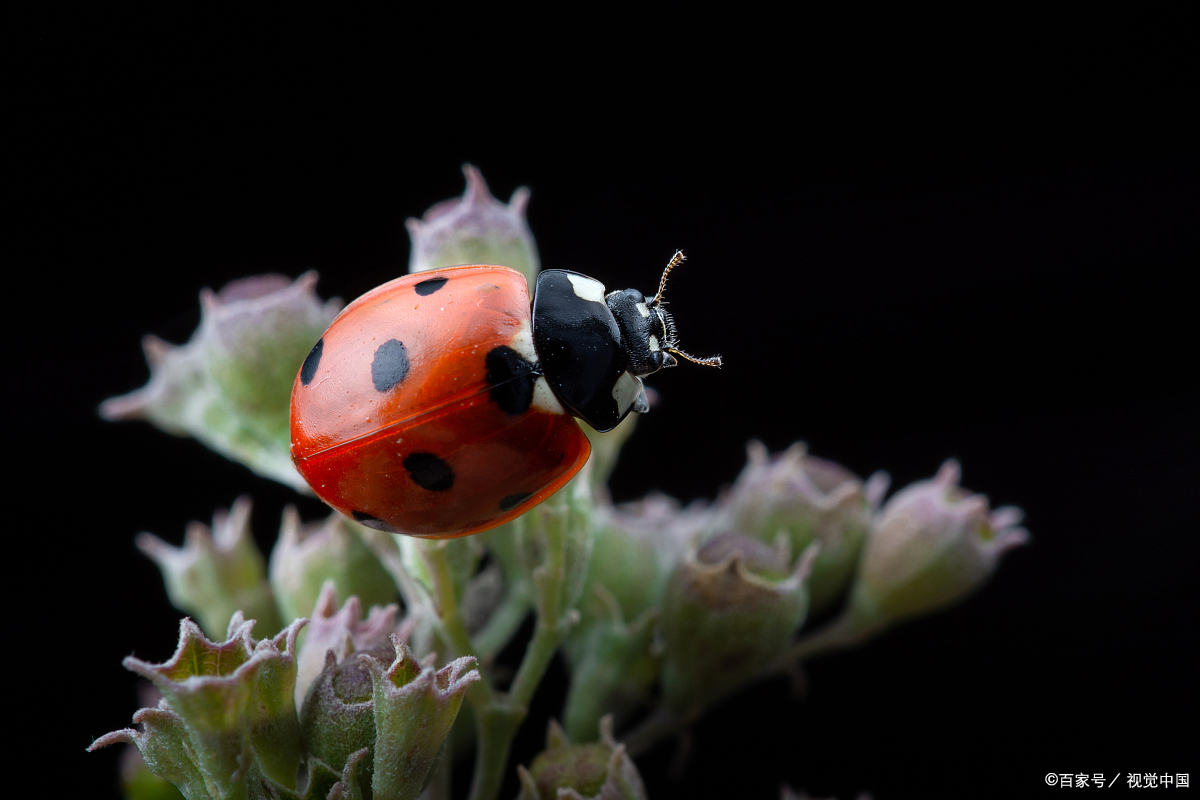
left=371, top=339, right=410, bottom=392
left=300, top=338, right=323, bottom=385
left=485, top=345, right=538, bottom=416
left=415, top=276, right=449, bottom=296
left=351, top=511, right=398, bottom=533
left=404, top=452, right=454, bottom=491
left=499, top=492, right=533, bottom=512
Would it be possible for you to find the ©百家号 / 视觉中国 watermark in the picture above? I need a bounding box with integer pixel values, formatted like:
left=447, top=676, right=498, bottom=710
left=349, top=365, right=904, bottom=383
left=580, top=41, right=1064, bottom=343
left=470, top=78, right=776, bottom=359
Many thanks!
left=1045, top=773, right=1190, bottom=788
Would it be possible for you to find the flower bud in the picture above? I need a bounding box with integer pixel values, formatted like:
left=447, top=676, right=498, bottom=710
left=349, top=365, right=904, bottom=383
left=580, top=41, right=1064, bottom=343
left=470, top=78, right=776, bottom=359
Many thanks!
left=560, top=493, right=713, bottom=738
left=300, top=648, right=388, bottom=792
left=516, top=717, right=648, bottom=800
left=848, top=460, right=1029, bottom=628
left=136, top=496, right=282, bottom=639
left=294, top=582, right=401, bottom=710
left=562, top=590, right=657, bottom=742
left=721, top=441, right=889, bottom=614
left=100, top=272, right=340, bottom=490
left=93, top=616, right=307, bottom=795
left=660, top=533, right=817, bottom=719
left=300, top=635, right=479, bottom=800
left=406, top=164, right=540, bottom=282
left=269, top=506, right=398, bottom=626
left=789, top=461, right=1029, bottom=661
left=577, top=492, right=712, bottom=633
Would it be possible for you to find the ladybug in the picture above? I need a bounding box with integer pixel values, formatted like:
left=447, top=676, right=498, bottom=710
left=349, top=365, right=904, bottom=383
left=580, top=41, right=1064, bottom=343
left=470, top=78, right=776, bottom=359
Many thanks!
left=289, top=251, right=720, bottom=538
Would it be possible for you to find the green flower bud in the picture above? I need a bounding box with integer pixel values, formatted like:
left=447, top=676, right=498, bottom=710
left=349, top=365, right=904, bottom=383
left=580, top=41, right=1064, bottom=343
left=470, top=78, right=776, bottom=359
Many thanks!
left=361, top=637, right=477, bottom=800
left=516, top=718, right=648, bottom=800
left=791, top=461, right=1029, bottom=659
left=561, top=493, right=713, bottom=739
left=100, top=272, right=340, bottom=490
left=660, top=533, right=817, bottom=720
left=294, top=582, right=401, bottom=711
left=269, top=506, right=398, bottom=627
left=300, top=648, right=388, bottom=793
left=577, top=492, right=712, bottom=634
left=562, top=588, right=658, bottom=742
left=93, top=616, right=307, bottom=796
left=721, top=441, right=889, bottom=615
left=406, top=164, right=540, bottom=282
left=300, top=636, right=479, bottom=800
left=137, top=496, right=282, bottom=639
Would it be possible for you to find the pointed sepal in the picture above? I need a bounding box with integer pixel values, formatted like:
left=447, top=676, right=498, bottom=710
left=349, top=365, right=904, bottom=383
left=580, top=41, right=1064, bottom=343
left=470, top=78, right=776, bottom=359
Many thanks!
left=136, top=496, right=282, bottom=639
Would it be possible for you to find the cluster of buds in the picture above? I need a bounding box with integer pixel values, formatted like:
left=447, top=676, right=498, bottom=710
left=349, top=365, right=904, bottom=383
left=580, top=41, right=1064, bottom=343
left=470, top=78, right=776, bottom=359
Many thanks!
left=91, top=604, right=478, bottom=800
left=97, top=167, right=1028, bottom=799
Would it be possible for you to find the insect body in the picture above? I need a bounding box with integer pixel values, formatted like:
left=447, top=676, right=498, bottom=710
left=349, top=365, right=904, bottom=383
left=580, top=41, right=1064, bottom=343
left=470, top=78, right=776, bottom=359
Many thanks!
left=289, top=252, right=718, bottom=538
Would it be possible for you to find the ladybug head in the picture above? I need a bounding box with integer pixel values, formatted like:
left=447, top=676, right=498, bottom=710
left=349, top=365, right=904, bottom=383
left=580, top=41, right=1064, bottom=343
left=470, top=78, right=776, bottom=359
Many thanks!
left=605, top=250, right=723, bottom=378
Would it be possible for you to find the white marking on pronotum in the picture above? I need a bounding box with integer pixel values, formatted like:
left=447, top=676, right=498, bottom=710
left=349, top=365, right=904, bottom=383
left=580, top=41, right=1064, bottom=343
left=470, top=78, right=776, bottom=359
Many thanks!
left=636, top=302, right=650, bottom=318
left=508, top=319, right=537, bottom=364
left=567, top=273, right=607, bottom=304
left=649, top=335, right=660, bottom=352
left=533, top=376, right=565, bottom=415
left=611, top=371, right=643, bottom=413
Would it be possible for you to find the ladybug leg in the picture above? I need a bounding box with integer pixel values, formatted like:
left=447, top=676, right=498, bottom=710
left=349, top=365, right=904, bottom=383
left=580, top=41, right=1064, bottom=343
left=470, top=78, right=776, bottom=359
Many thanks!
left=633, top=384, right=650, bottom=414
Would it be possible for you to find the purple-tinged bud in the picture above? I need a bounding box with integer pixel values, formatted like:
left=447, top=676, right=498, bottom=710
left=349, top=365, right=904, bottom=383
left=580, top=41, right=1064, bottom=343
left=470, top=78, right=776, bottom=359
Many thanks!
left=136, top=496, right=282, bottom=639
left=406, top=164, right=540, bottom=283
left=851, top=460, right=1028, bottom=626
left=660, top=533, right=818, bottom=719
left=100, top=272, right=340, bottom=490
left=791, top=461, right=1029, bottom=659
left=300, top=635, right=478, bottom=800
left=269, top=506, right=398, bottom=626
left=294, top=582, right=401, bottom=710
left=516, top=717, right=648, bottom=800
left=721, top=441, right=889, bottom=615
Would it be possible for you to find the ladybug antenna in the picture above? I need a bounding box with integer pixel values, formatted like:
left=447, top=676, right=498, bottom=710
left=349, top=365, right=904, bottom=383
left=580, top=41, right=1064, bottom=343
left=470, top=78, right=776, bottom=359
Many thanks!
left=651, top=249, right=686, bottom=305
left=667, top=346, right=723, bottom=368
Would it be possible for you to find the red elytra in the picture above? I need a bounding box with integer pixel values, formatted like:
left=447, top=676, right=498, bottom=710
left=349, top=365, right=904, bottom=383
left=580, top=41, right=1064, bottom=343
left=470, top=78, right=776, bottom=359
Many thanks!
left=289, top=265, right=590, bottom=538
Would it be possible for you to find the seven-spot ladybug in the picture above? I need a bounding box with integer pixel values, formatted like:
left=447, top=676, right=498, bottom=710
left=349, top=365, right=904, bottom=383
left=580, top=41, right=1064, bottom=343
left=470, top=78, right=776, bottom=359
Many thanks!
left=289, top=251, right=720, bottom=538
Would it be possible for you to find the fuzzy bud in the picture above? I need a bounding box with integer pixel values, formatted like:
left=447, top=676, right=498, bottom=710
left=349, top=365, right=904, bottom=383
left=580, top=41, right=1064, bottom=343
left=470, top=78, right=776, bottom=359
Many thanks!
left=300, top=635, right=478, bottom=800
left=406, top=164, right=539, bottom=282
left=721, top=441, right=889, bottom=614
left=660, top=533, right=817, bottom=719
left=269, top=506, right=398, bottom=626
left=92, top=616, right=307, bottom=795
left=849, top=460, right=1028, bottom=627
left=516, top=717, right=648, bottom=800
left=294, top=582, right=402, bottom=710
left=792, top=461, right=1029, bottom=659
left=136, top=496, right=282, bottom=639
left=100, top=272, right=339, bottom=490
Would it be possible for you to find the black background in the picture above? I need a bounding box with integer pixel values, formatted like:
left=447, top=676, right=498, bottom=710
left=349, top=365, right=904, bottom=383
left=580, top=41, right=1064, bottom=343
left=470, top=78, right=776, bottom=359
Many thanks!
left=18, top=10, right=1196, bottom=799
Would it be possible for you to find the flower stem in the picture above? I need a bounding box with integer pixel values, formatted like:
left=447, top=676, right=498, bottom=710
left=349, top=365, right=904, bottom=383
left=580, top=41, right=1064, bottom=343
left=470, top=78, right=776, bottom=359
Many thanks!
left=462, top=495, right=577, bottom=800
left=470, top=584, right=532, bottom=663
